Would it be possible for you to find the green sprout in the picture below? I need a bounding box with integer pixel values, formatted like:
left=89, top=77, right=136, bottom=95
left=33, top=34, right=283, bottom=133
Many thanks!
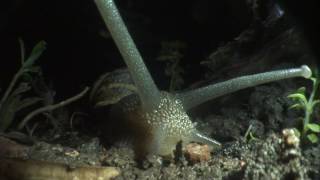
left=243, top=124, right=261, bottom=143
left=288, top=69, right=320, bottom=143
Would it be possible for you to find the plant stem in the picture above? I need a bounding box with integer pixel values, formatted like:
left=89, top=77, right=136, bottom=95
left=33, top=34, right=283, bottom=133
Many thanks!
left=303, top=107, right=311, bottom=136
left=17, top=87, right=89, bottom=130
left=0, top=69, right=24, bottom=110
left=303, top=77, right=319, bottom=136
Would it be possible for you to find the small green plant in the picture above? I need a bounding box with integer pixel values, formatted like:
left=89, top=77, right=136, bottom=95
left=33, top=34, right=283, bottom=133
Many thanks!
left=0, top=40, right=46, bottom=132
left=288, top=69, right=320, bottom=143
left=243, top=124, right=260, bottom=143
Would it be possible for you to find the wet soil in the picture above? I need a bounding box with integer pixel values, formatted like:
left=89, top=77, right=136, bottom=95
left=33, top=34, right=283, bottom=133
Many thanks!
left=2, top=77, right=319, bottom=179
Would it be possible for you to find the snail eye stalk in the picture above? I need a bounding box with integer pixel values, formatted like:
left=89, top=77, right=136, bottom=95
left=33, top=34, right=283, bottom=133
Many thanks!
left=95, top=0, right=161, bottom=112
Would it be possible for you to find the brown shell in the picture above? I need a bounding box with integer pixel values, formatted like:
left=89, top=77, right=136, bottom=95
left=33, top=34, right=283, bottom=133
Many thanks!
left=90, top=69, right=154, bottom=158
left=89, top=68, right=137, bottom=108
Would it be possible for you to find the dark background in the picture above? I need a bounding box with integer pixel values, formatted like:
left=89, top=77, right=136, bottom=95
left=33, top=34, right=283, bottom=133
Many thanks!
left=0, top=0, right=318, bottom=99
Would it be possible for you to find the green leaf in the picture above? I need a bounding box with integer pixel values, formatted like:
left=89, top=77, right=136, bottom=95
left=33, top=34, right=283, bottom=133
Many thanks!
left=293, top=128, right=301, bottom=137
left=288, top=103, right=305, bottom=110
left=296, top=87, right=306, bottom=95
left=23, top=41, right=46, bottom=68
left=287, top=93, right=307, bottom=105
left=311, top=100, right=320, bottom=109
left=306, top=123, right=320, bottom=133
left=307, top=133, right=319, bottom=143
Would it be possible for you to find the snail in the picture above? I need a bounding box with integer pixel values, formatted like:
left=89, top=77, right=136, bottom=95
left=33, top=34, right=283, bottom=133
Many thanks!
left=92, top=0, right=312, bottom=158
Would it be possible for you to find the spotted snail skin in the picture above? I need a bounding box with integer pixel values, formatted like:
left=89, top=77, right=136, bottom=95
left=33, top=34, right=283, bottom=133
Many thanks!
left=94, top=0, right=312, bottom=157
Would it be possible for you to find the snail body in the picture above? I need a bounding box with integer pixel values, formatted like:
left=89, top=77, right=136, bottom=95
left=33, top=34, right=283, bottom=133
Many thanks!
left=93, top=0, right=312, bottom=158
left=90, top=69, right=215, bottom=157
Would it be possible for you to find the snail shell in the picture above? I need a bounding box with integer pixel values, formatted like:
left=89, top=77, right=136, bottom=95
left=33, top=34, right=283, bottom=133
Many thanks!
left=90, top=69, right=155, bottom=157
left=90, top=68, right=137, bottom=107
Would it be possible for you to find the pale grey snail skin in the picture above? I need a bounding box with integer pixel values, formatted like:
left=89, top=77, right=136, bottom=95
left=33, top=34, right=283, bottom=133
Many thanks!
left=94, top=0, right=312, bottom=157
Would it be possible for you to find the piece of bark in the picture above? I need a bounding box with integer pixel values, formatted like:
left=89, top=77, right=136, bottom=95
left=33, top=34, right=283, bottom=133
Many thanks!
left=0, top=157, right=119, bottom=180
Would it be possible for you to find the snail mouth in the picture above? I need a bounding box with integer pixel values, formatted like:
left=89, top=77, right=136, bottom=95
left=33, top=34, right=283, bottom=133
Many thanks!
left=148, top=127, right=183, bottom=157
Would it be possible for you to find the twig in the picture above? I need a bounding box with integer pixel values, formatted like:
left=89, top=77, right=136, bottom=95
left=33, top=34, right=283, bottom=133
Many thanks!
left=18, top=87, right=90, bottom=130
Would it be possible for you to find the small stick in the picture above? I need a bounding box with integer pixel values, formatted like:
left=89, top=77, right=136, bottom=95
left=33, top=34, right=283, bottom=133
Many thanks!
left=18, top=87, right=90, bottom=130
